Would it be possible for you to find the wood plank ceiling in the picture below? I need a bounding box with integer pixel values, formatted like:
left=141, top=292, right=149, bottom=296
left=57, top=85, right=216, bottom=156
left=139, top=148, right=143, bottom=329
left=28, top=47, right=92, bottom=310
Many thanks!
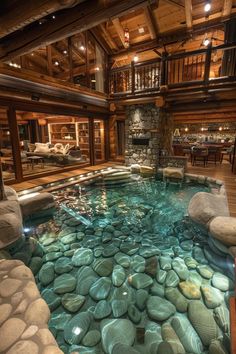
left=0, top=0, right=235, bottom=68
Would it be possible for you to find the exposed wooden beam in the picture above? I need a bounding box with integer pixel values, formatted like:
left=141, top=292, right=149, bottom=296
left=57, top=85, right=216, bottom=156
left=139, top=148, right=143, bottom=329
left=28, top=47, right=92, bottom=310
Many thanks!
left=112, top=18, right=126, bottom=47
left=0, top=0, right=83, bottom=39
left=164, top=0, right=184, bottom=9
left=222, top=0, right=233, bottom=19
left=0, top=0, right=154, bottom=61
left=100, top=24, right=119, bottom=51
left=89, top=28, right=113, bottom=55
left=47, top=45, right=53, bottom=76
left=185, top=0, right=193, bottom=31
left=143, top=6, right=159, bottom=39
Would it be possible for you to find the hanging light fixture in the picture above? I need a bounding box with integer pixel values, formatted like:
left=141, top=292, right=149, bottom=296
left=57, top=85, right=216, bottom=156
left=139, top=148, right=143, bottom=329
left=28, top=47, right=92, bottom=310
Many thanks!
left=124, top=27, right=130, bottom=48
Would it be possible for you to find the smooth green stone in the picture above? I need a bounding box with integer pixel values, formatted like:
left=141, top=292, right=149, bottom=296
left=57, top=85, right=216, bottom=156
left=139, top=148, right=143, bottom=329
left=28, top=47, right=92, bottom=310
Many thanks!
left=49, top=313, right=72, bottom=330
left=201, top=284, right=224, bottom=309
left=187, top=271, right=202, bottom=286
left=89, top=277, right=111, bottom=300
left=180, top=240, right=193, bottom=251
left=54, top=273, right=76, bottom=294
left=179, top=280, right=201, bottom=299
left=209, top=340, right=228, bottom=354
left=105, top=225, right=115, bottom=233
left=165, top=270, right=179, bottom=287
left=43, top=252, right=63, bottom=262
left=42, top=237, right=56, bottom=246
left=159, top=256, right=172, bottom=270
left=82, top=330, right=101, bottom=347
left=59, top=227, right=75, bottom=238
left=72, top=248, right=93, bottom=266
left=120, top=242, right=139, bottom=255
left=193, top=246, right=208, bottom=264
left=102, top=233, right=112, bottom=243
left=44, top=244, right=60, bottom=253
left=94, top=300, right=112, bottom=320
left=171, top=315, right=203, bottom=354
left=110, top=283, right=135, bottom=305
left=94, top=246, right=104, bottom=258
left=62, top=293, right=85, bottom=312
left=69, top=346, right=100, bottom=354
left=112, top=343, right=140, bottom=354
left=114, top=252, right=130, bottom=268
left=197, top=264, right=214, bottom=279
left=156, top=268, right=167, bottom=284
left=76, top=266, right=98, bottom=295
left=39, top=261, right=55, bottom=286
left=129, top=273, right=153, bottom=289
left=64, top=312, right=92, bottom=345
left=77, top=232, right=85, bottom=241
left=188, top=300, right=219, bottom=346
left=102, top=244, right=119, bottom=257
left=0, top=250, right=11, bottom=259
left=151, top=281, right=165, bottom=297
left=112, top=265, right=126, bottom=286
left=128, top=304, right=141, bottom=324
left=161, top=323, right=185, bottom=354
left=70, top=242, right=81, bottom=250
left=214, top=305, right=230, bottom=333
left=165, top=287, right=188, bottom=312
left=184, top=256, right=198, bottom=269
left=211, top=238, right=229, bottom=255
left=172, top=257, right=189, bottom=280
left=60, top=233, right=77, bottom=245
left=64, top=249, right=75, bottom=257
left=112, top=299, right=128, bottom=317
left=29, top=256, right=43, bottom=275
left=93, top=258, right=113, bottom=277
left=101, top=319, right=135, bottom=354
left=212, top=272, right=231, bottom=291
left=147, top=296, right=176, bottom=321
left=145, top=322, right=162, bottom=354
left=139, top=246, right=160, bottom=258
left=136, top=289, right=149, bottom=310
left=132, top=255, right=145, bottom=272
left=42, top=288, right=61, bottom=311
left=55, top=257, right=73, bottom=274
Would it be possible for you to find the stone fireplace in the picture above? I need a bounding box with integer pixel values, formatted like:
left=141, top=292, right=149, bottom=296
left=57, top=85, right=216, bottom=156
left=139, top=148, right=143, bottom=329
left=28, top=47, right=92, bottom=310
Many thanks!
left=125, top=104, right=160, bottom=167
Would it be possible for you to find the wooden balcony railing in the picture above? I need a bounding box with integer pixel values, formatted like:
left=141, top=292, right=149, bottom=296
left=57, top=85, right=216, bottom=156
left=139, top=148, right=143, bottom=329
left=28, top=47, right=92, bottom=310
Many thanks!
left=109, top=43, right=236, bottom=96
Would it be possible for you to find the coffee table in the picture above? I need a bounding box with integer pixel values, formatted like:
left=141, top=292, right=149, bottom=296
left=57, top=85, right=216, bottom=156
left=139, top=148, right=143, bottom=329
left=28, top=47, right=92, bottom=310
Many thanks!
left=27, top=156, right=44, bottom=170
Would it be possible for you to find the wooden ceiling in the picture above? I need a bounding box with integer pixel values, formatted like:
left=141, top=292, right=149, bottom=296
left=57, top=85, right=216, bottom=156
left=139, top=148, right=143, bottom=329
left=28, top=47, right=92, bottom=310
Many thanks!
left=0, top=0, right=235, bottom=68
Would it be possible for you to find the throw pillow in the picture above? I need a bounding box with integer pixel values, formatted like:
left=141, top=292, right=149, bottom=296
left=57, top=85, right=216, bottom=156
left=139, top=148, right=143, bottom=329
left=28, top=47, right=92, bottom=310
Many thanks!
left=54, top=143, right=64, bottom=154
left=34, top=142, right=50, bottom=153
left=63, top=143, right=70, bottom=155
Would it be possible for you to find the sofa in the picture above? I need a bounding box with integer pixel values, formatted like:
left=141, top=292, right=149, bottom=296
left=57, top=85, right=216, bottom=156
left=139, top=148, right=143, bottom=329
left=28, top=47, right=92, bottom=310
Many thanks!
left=25, top=142, right=87, bottom=166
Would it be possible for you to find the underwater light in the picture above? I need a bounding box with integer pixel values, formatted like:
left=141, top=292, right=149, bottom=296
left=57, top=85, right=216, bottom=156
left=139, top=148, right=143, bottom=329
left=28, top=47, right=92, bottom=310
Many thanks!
left=24, top=228, right=31, bottom=233
left=123, top=291, right=128, bottom=296
left=73, top=327, right=82, bottom=335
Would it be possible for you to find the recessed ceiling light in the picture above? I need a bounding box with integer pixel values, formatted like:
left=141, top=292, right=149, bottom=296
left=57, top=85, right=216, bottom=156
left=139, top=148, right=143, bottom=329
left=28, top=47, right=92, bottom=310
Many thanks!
left=95, top=67, right=100, bottom=71
left=138, top=27, right=145, bottom=33
left=80, top=45, right=85, bottom=51
left=133, top=55, right=139, bottom=62
left=204, top=3, right=211, bottom=11
left=203, top=38, right=210, bottom=46
left=63, top=50, right=67, bottom=54
left=52, top=15, right=56, bottom=19
left=54, top=61, right=59, bottom=66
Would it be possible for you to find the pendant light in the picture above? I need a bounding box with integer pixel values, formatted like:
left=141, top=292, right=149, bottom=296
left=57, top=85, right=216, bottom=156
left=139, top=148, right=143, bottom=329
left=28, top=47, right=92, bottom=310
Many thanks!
left=124, top=27, right=130, bottom=48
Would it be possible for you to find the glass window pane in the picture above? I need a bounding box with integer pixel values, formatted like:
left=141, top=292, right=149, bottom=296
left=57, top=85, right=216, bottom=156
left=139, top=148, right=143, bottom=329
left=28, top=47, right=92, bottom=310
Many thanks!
left=88, top=36, right=105, bottom=92
left=71, top=33, right=87, bottom=87
left=94, top=119, right=105, bottom=162
left=16, top=111, right=90, bottom=178
left=0, top=107, right=16, bottom=181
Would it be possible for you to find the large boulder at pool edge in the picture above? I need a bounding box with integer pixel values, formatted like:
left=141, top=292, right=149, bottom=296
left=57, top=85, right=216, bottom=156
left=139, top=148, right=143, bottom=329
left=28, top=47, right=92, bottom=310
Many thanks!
left=188, top=192, right=229, bottom=226
left=209, top=216, right=236, bottom=246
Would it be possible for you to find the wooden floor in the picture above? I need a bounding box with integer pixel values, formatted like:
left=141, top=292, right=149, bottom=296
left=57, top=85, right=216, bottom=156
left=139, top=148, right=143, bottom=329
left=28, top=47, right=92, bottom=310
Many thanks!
left=187, top=160, right=236, bottom=217
left=10, top=160, right=236, bottom=216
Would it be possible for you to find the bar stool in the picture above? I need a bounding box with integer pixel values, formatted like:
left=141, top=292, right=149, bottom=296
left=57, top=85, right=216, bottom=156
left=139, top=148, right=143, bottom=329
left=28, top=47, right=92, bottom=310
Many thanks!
left=191, top=146, right=208, bottom=167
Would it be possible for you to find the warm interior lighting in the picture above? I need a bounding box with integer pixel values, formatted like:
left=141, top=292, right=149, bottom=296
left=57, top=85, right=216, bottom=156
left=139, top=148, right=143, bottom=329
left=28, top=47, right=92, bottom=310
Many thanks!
left=203, top=38, right=210, bottom=46
left=63, top=50, right=67, bottom=54
left=201, top=127, right=204, bottom=131
left=80, top=45, right=85, bottom=51
left=184, top=127, right=188, bottom=132
left=204, top=3, right=211, bottom=11
left=133, top=55, right=139, bottom=62
left=54, top=61, right=59, bottom=66
left=52, top=15, right=56, bottom=19
left=138, top=27, right=145, bottom=34
left=95, top=67, right=100, bottom=71
left=124, top=27, right=130, bottom=48
left=219, top=126, right=223, bottom=131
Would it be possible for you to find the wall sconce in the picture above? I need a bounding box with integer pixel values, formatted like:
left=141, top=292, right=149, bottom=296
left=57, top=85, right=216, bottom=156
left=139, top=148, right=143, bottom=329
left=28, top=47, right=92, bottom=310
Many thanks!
left=173, top=128, right=180, bottom=136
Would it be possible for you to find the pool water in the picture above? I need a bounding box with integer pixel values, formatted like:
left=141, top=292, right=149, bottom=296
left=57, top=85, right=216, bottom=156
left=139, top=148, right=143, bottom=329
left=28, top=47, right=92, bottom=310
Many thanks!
left=32, top=178, right=233, bottom=354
